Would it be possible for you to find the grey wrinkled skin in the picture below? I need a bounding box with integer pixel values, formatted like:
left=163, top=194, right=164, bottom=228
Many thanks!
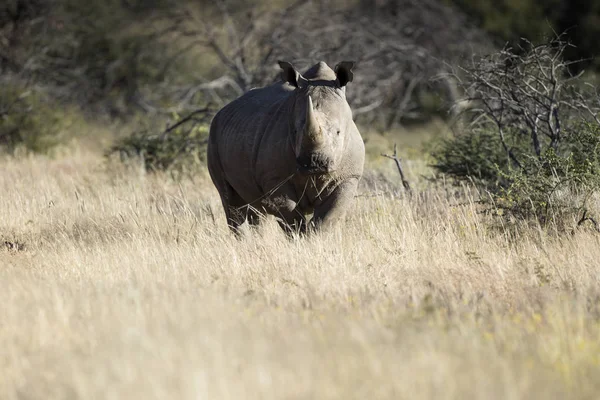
left=207, top=61, right=365, bottom=235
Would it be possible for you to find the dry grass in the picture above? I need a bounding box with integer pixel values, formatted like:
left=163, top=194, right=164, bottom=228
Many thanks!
left=1, top=149, right=600, bottom=400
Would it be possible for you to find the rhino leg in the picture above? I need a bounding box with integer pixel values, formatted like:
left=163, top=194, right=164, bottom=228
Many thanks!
left=208, top=167, right=251, bottom=235
left=311, top=178, right=359, bottom=231
left=260, top=183, right=307, bottom=236
left=276, top=215, right=307, bottom=236
left=208, top=144, right=261, bottom=235
left=216, top=184, right=246, bottom=234
left=221, top=193, right=266, bottom=236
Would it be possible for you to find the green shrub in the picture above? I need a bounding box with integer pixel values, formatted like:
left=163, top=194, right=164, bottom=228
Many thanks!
left=433, top=128, right=512, bottom=188
left=0, top=83, right=68, bottom=153
left=434, top=124, right=600, bottom=228
left=12, top=0, right=175, bottom=111
left=495, top=123, right=600, bottom=222
left=108, top=110, right=211, bottom=174
left=432, top=39, right=600, bottom=228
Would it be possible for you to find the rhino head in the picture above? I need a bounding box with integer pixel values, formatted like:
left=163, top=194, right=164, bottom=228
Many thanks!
left=278, top=60, right=355, bottom=176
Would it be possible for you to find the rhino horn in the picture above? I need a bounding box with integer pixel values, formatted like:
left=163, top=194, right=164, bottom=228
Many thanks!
left=304, top=96, right=323, bottom=147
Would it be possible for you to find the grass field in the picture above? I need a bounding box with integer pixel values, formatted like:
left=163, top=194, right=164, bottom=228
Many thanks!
left=1, top=147, right=600, bottom=399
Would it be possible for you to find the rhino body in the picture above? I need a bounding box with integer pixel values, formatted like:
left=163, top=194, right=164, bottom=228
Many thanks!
left=207, top=61, right=365, bottom=234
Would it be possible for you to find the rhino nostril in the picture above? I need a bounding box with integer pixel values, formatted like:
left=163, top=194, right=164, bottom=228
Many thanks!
left=296, top=156, right=310, bottom=169
left=296, top=153, right=332, bottom=173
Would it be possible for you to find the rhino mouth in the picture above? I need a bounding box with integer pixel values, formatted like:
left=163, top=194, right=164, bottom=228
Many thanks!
left=297, top=164, right=331, bottom=175
left=296, top=153, right=333, bottom=175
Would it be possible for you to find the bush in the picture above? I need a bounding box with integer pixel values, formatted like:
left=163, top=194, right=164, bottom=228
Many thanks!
left=0, top=82, right=69, bottom=153
left=108, top=109, right=212, bottom=174
left=433, top=128, right=512, bottom=188
left=432, top=39, right=600, bottom=228
left=493, top=123, right=600, bottom=222
left=7, top=0, right=175, bottom=112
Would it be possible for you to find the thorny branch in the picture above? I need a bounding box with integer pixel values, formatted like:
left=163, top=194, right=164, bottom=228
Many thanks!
left=453, top=37, right=600, bottom=168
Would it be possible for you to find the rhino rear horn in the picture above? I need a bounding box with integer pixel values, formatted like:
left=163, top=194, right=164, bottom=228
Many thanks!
left=335, top=61, right=355, bottom=87
left=278, top=60, right=307, bottom=88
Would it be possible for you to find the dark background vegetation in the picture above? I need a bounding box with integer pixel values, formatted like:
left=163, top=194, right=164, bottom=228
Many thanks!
left=3, top=0, right=600, bottom=127
left=446, top=0, right=600, bottom=72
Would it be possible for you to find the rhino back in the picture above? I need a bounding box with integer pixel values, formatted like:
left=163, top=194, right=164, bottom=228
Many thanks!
left=209, top=82, right=294, bottom=201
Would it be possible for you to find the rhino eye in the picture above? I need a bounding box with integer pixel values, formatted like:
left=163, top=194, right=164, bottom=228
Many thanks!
left=336, top=129, right=341, bottom=135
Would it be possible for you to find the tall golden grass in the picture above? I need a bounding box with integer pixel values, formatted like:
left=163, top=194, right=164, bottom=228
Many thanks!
left=1, top=149, right=600, bottom=399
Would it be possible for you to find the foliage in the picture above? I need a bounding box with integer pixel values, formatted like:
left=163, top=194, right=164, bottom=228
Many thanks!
left=4, top=0, right=600, bottom=129
left=2, top=0, right=174, bottom=113
left=433, top=128, right=512, bottom=188
left=0, top=82, right=69, bottom=153
left=432, top=39, right=600, bottom=227
left=445, top=0, right=600, bottom=71
left=493, top=123, right=600, bottom=223
left=108, top=110, right=212, bottom=174
left=4, top=0, right=495, bottom=126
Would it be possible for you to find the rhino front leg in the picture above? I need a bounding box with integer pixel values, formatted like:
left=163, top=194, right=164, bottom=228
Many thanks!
left=273, top=200, right=307, bottom=236
left=261, top=183, right=307, bottom=236
left=214, top=180, right=260, bottom=236
left=311, top=178, right=359, bottom=232
left=276, top=215, right=307, bottom=236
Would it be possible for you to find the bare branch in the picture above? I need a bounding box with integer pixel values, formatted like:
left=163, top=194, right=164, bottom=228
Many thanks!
left=381, top=144, right=411, bottom=192
left=578, top=210, right=600, bottom=233
left=453, top=38, right=599, bottom=166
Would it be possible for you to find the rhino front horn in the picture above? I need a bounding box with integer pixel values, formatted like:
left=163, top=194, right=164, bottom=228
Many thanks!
left=304, top=96, right=323, bottom=147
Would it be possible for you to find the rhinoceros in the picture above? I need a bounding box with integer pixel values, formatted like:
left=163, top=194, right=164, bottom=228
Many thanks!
left=207, top=60, right=365, bottom=234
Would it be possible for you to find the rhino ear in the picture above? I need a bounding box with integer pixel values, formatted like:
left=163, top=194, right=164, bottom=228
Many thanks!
left=278, top=60, right=306, bottom=88
left=335, top=61, right=355, bottom=87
